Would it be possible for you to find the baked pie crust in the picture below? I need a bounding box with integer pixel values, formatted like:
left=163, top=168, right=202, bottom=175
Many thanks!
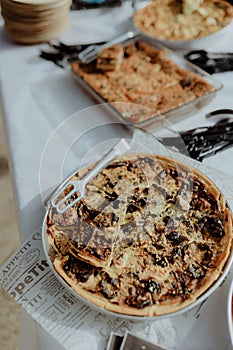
left=46, top=154, right=233, bottom=316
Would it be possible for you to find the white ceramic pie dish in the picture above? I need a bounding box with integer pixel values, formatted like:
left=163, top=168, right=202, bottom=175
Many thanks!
left=152, top=19, right=233, bottom=51
left=132, top=0, right=233, bottom=51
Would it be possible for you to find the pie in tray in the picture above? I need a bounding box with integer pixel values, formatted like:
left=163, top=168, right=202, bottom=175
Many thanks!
left=46, top=154, right=233, bottom=317
left=71, top=41, right=215, bottom=124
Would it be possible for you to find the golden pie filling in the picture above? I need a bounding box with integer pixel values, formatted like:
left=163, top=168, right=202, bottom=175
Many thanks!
left=46, top=155, right=233, bottom=316
left=71, top=41, right=215, bottom=124
left=133, top=0, right=233, bottom=41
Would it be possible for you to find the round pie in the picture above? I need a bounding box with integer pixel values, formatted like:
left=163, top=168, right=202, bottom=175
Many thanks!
left=45, top=154, right=233, bottom=317
left=133, top=0, right=233, bottom=42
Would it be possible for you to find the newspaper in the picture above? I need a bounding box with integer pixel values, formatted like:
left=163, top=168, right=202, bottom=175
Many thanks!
left=0, top=230, right=202, bottom=350
left=1, top=162, right=233, bottom=350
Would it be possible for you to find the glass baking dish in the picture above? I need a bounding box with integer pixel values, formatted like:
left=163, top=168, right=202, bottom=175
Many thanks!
left=65, top=34, right=223, bottom=131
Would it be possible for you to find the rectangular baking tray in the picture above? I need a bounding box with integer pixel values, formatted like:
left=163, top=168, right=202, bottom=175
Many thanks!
left=64, top=34, right=223, bottom=131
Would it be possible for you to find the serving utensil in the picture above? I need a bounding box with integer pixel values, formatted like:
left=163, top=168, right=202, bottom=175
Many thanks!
left=77, top=29, right=139, bottom=64
left=50, top=138, right=130, bottom=213
left=40, top=28, right=139, bottom=66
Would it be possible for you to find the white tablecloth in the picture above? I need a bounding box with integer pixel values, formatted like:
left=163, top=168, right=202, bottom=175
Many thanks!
left=0, top=5, right=233, bottom=350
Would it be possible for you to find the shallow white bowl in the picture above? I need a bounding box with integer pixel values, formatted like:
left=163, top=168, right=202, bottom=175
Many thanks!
left=145, top=19, right=233, bottom=51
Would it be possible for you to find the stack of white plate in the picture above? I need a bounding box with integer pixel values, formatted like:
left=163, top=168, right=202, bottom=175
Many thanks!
left=1, top=0, right=71, bottom=44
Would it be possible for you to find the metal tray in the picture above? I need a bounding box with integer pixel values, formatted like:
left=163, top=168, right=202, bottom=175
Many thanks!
left=64, top=34, right=223, bottom=131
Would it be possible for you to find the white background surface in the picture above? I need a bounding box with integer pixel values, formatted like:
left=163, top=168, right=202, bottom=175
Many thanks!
left=0, top=4, right=233, bottom=349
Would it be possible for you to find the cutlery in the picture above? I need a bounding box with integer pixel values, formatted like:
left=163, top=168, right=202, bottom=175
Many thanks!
left=40, top=28, right=139, bottom=66
left=71, top=0, right=122, bottom=10
left=39, top=40, right=105, bottom=67
left=47, top=41, right=91, bottom=54
left=185, top=50, right=233, bottom=74
left=205, top=108, right=233, bottom=122
left=160, top=112, right=233, bottom=161
left=50, top=138, right=130, bottom=213
left=77, top=29, right=139, bottom=64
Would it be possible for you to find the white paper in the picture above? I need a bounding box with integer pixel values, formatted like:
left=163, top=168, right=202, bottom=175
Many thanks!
left=0, top=229, right=205, bottom=350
